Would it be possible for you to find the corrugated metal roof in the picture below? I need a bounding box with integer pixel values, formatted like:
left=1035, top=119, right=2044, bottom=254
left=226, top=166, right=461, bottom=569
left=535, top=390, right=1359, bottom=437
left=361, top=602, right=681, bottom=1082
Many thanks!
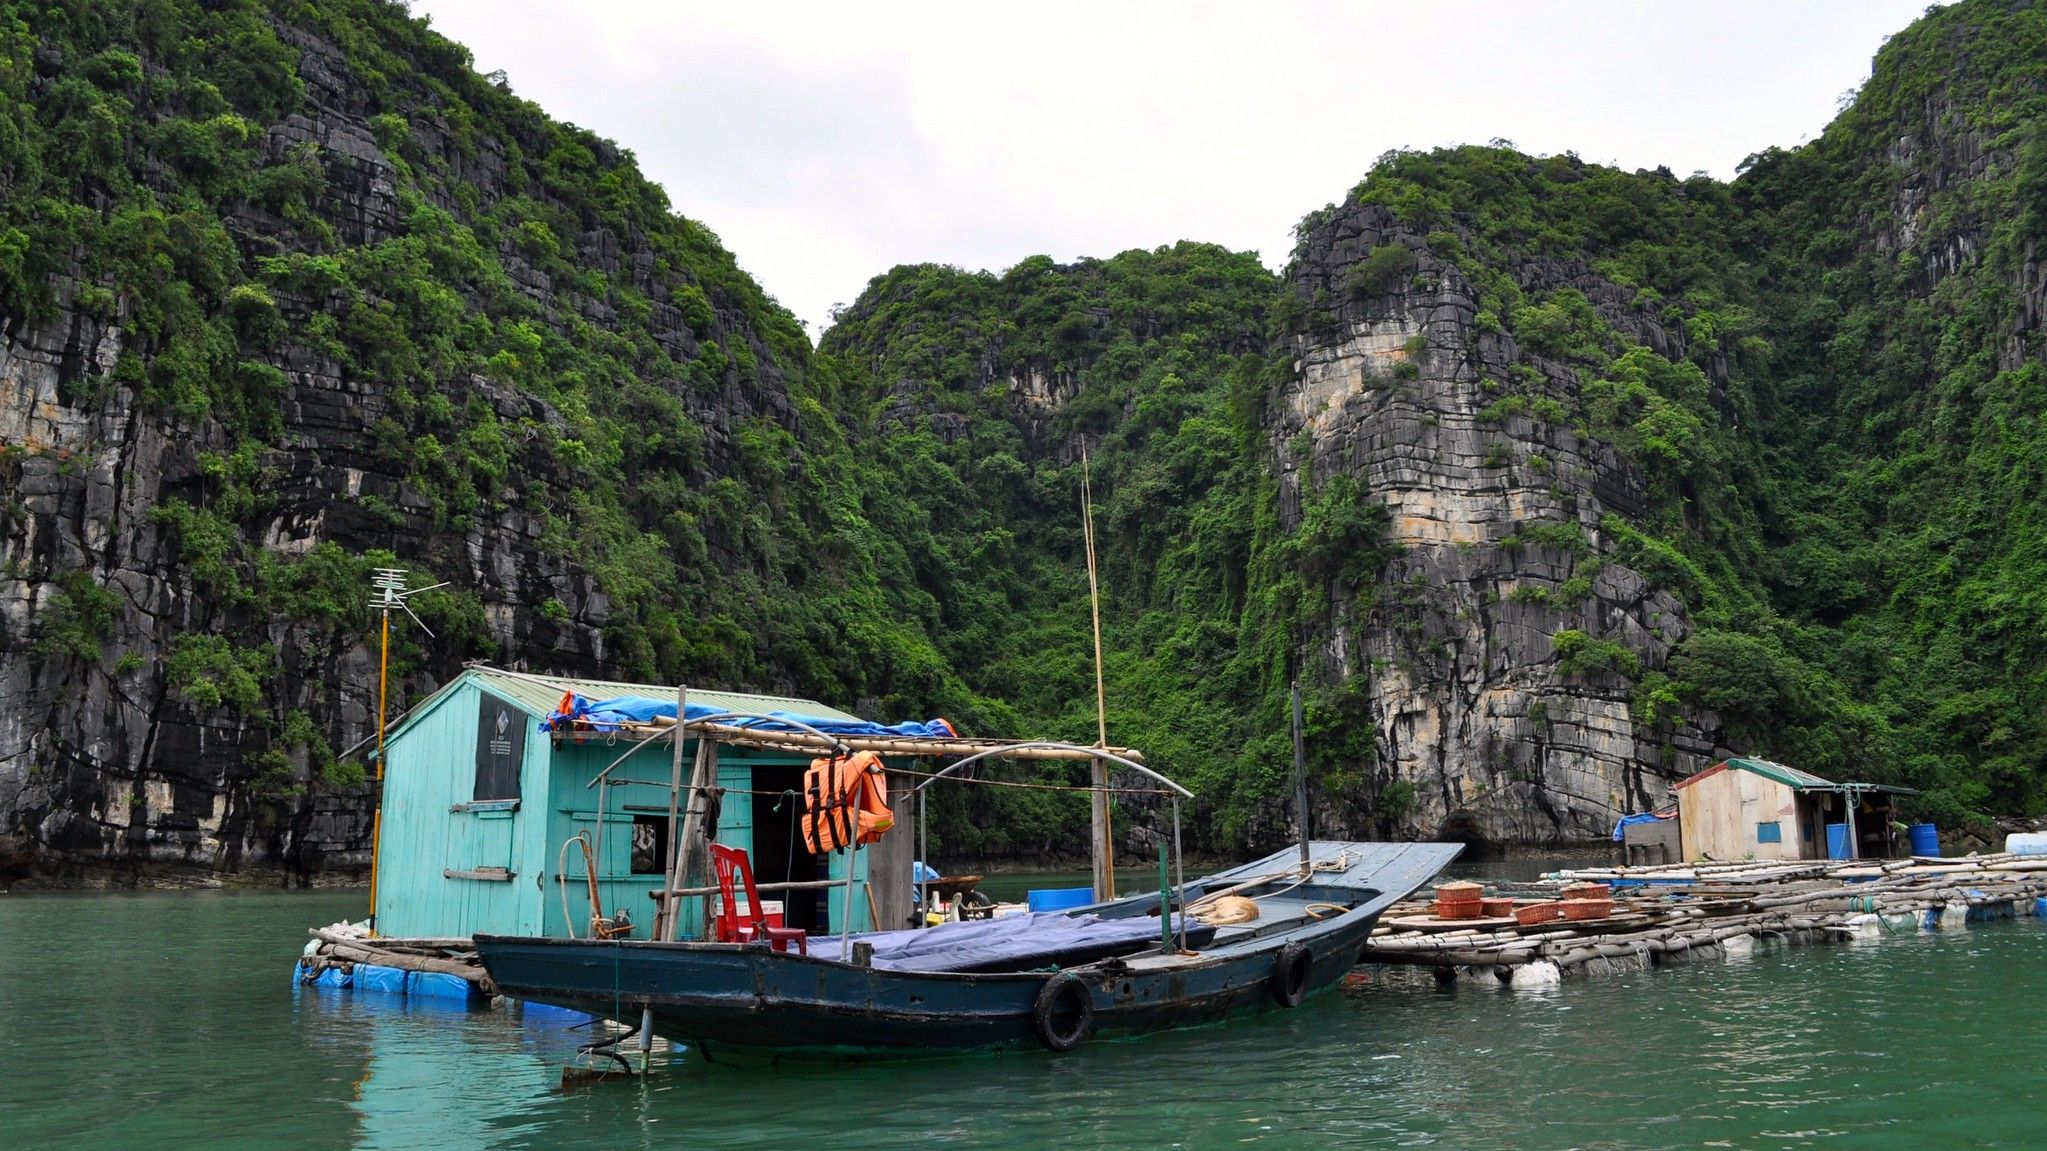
left=1673, top=757, right=1916, bottom=795
left=370, top=665, right=864, bottom=756
left=462, top=666, right=861, bottom=722
left=1674, top=757, right=1834, bottom=791
left=1724, top=757, right=1838, bottom=790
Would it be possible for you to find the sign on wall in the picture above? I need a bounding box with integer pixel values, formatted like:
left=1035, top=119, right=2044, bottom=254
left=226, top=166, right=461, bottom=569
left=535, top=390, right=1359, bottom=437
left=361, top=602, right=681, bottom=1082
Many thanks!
left=474, top=691, right=525, bottom=801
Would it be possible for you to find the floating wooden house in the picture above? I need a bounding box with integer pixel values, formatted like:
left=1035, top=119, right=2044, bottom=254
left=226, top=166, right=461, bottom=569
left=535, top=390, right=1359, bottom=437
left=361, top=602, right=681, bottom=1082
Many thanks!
left=1673, top=758, right=1916, bottom=862
left=368, top=667, right=916, bottom=941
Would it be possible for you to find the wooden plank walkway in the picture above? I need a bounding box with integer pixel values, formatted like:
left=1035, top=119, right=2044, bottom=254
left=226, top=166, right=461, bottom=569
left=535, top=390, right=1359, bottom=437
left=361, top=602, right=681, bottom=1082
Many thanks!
left=1361, top=854, right=2047, bottom=982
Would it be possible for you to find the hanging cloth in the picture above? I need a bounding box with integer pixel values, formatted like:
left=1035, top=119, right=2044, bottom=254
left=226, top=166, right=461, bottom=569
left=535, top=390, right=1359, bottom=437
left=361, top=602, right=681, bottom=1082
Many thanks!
left=802, top=750, right=894, bottom=853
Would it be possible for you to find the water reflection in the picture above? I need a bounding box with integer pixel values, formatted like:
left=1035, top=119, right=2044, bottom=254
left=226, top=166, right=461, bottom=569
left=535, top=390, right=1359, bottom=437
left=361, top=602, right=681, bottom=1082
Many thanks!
left=6, top=885, right=2045, bottom=1150
left=297, top=989, right=615, bottom=1150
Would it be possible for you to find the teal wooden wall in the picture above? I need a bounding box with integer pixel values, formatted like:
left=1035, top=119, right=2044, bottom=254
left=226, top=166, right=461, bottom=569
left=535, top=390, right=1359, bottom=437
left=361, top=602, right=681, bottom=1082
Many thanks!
left=540, top=738, right=686, bottom=938
left=372, top=681, right=545, bottom=939
left=541, top=741, right=878, bottom=939
left=374, top=674, right=881, bottom=940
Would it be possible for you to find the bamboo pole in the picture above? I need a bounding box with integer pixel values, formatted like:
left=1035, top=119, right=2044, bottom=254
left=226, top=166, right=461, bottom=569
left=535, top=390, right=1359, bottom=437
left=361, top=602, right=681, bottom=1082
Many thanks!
left=590, top=723, right=1147, bottom=763
left=650, top=877, right=850, bottom=899
left=1082, top=443, right=1115, bottom=904
left=662, top=738, right=715, bottom=941
left=1291, top=680, right=1309, bottom=874
left=318, top=944, right=488, bottom=983
left=655, top=684, right=689, bottom=940
left=310, top=928, right=472, bottom=951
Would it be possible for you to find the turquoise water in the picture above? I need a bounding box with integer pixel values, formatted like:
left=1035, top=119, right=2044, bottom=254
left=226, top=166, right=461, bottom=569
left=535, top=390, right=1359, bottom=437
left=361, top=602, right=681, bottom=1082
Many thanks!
left=1, top=884, right=2041, bottom=1150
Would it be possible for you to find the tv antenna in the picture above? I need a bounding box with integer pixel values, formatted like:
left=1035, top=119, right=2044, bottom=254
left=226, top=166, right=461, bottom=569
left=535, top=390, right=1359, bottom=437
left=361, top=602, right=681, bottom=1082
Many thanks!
left=366, top=567, right=448, bottom=931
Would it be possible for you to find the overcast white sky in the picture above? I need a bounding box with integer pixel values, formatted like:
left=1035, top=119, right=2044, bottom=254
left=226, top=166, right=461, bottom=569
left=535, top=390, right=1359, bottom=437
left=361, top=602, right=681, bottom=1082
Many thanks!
left=413, top=1, right=1931, bottom=338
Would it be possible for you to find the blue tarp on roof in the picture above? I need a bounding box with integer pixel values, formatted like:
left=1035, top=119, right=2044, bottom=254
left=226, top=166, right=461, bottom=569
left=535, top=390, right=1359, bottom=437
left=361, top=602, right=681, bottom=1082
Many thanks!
left=809, top=911, right=1214, bottom=974
left=1612, top=811, right=1673, bottom=842
left=542, top=693, right=957, bottom=741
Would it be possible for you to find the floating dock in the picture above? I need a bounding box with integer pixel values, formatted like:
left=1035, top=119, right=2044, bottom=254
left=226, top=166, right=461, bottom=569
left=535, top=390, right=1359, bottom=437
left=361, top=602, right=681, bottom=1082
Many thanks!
left=296, top=927, right=493, bottom=1000
left=1360, top=853, right=2047, bottom=985
left=301, top=853, right=2047, bottom=1008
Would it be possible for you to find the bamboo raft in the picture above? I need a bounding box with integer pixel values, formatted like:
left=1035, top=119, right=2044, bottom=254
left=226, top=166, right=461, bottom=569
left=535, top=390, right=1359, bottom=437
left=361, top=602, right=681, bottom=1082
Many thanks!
left=298, top=927, right=494, bottom=993
left=1360, top=853, right=2047, bottom=984
left=300, top=855, right=2047, bottom=999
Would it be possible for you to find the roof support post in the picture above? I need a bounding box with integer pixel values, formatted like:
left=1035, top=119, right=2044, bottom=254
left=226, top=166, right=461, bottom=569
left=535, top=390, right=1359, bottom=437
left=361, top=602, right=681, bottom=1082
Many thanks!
left=1845, top=785, right=1861, bottom=861
left=655, top=684, right=688, bottom=940
left=663, top=738, right=716, bottom=941
left=1292, top=680, right=1310, bottom=875
left=1091, top=756, right=1115, bottom=904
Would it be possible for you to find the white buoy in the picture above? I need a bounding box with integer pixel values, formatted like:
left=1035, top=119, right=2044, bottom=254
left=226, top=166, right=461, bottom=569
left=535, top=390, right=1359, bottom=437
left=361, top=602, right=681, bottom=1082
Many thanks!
left=1721, top=933, right=1755, bottom=957
left=1509, top=960, right=1561, bottom=989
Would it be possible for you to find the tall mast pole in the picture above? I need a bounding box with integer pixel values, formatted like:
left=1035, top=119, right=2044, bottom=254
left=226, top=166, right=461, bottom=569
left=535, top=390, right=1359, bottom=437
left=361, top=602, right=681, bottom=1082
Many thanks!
left=1292, top=679, right=1310, bottom=874
left=1082, top=445, right=1114, bottom=903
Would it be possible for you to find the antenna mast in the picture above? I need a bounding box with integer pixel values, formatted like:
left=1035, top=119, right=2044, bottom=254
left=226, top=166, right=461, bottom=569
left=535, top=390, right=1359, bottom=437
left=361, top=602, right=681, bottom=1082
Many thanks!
left=366, top=568, right=448, bottom=933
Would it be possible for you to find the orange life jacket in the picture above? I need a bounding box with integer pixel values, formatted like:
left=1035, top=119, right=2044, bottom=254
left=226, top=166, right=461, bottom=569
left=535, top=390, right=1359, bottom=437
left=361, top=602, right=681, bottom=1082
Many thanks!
left=801, top=750, right=894, bottom=854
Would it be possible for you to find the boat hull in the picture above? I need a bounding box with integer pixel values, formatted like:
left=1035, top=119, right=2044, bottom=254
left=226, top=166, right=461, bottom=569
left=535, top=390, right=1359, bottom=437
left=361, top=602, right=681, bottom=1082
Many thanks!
left=476, top=841, right=1460, bottom=1059
left=480, top=914, right=1373, bottom=1058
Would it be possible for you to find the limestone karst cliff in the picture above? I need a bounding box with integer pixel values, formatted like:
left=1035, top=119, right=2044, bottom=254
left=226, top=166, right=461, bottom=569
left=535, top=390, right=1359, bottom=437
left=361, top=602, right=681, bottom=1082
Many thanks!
left=1273, top=199, right=1726, bottom=843
left=0, top=0, right=936, bottom=882
left=5, top=0, right=2047, bottom=883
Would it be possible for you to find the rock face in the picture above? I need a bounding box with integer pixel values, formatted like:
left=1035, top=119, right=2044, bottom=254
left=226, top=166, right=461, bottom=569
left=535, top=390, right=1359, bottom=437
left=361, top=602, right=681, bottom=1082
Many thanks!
left=1273, top=204, right=1723, bottom=845
left=7, top=0, right=2036, bottom=882
left=0, top=11, right=809, bottom=886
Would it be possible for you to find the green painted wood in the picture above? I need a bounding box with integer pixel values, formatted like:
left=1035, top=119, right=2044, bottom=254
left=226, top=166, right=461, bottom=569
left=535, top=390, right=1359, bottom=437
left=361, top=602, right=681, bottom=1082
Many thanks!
left=374, top=681, right=530, bottom=938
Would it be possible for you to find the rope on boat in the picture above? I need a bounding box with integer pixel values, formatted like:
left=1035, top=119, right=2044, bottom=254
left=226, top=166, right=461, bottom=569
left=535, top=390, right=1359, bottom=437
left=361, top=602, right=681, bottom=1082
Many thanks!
left=556, top=835, right=584, bottom=940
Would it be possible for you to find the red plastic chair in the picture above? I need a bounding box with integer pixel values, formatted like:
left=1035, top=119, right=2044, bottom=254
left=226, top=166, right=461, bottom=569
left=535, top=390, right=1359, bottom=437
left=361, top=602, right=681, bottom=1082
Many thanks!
left=710, top=844, right=808, bottom=955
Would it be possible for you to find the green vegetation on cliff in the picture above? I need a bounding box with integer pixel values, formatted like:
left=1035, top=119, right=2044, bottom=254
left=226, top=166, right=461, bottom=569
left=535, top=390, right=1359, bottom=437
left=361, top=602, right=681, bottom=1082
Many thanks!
left=1, top=0, right=966, bottom=773
left=1275, top=0, right=2047, bottom=824
left=823, top=248, right=1319, bottom=847
left=6, top=0, right=2046, bottom=867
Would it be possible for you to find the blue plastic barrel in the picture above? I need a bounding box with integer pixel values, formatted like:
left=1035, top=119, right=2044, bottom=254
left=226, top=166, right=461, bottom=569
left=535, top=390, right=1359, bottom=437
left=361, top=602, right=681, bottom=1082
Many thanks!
left=1908, top=823, right=1940, bottom=857
left=1826, top=822, right=1851, bottom=860
left=1026, top=886, right=1095, bottom=913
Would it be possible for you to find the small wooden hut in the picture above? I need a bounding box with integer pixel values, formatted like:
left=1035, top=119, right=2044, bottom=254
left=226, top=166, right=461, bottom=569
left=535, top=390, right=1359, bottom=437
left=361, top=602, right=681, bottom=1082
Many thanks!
left=1673, top=757, right=1916, bottom=862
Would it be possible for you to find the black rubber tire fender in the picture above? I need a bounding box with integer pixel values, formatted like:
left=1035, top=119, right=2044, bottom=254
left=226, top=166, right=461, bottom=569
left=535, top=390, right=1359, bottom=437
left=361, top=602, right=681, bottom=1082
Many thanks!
left=1031, top=971, right=1095, bottom=1052
left=1271, top=941, right=1312, bottom=1008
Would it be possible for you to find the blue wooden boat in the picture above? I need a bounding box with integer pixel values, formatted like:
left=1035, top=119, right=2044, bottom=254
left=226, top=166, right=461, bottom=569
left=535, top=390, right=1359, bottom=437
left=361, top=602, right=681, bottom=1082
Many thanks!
left=475, top=840, right=1460, bottom=1060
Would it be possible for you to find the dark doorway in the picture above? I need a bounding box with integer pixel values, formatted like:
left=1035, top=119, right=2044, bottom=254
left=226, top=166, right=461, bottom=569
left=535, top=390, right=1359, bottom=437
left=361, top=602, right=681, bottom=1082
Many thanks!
left=629, top=814, right=668, bottom=875
left=749, top=764, right=825, bottom=932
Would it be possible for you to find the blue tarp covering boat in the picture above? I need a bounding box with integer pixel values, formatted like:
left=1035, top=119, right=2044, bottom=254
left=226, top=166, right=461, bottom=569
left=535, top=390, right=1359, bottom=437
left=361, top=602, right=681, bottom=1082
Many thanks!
left=810, top=911, right=1217, bottom=974
left=541, top=693, right=958, bottom=740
